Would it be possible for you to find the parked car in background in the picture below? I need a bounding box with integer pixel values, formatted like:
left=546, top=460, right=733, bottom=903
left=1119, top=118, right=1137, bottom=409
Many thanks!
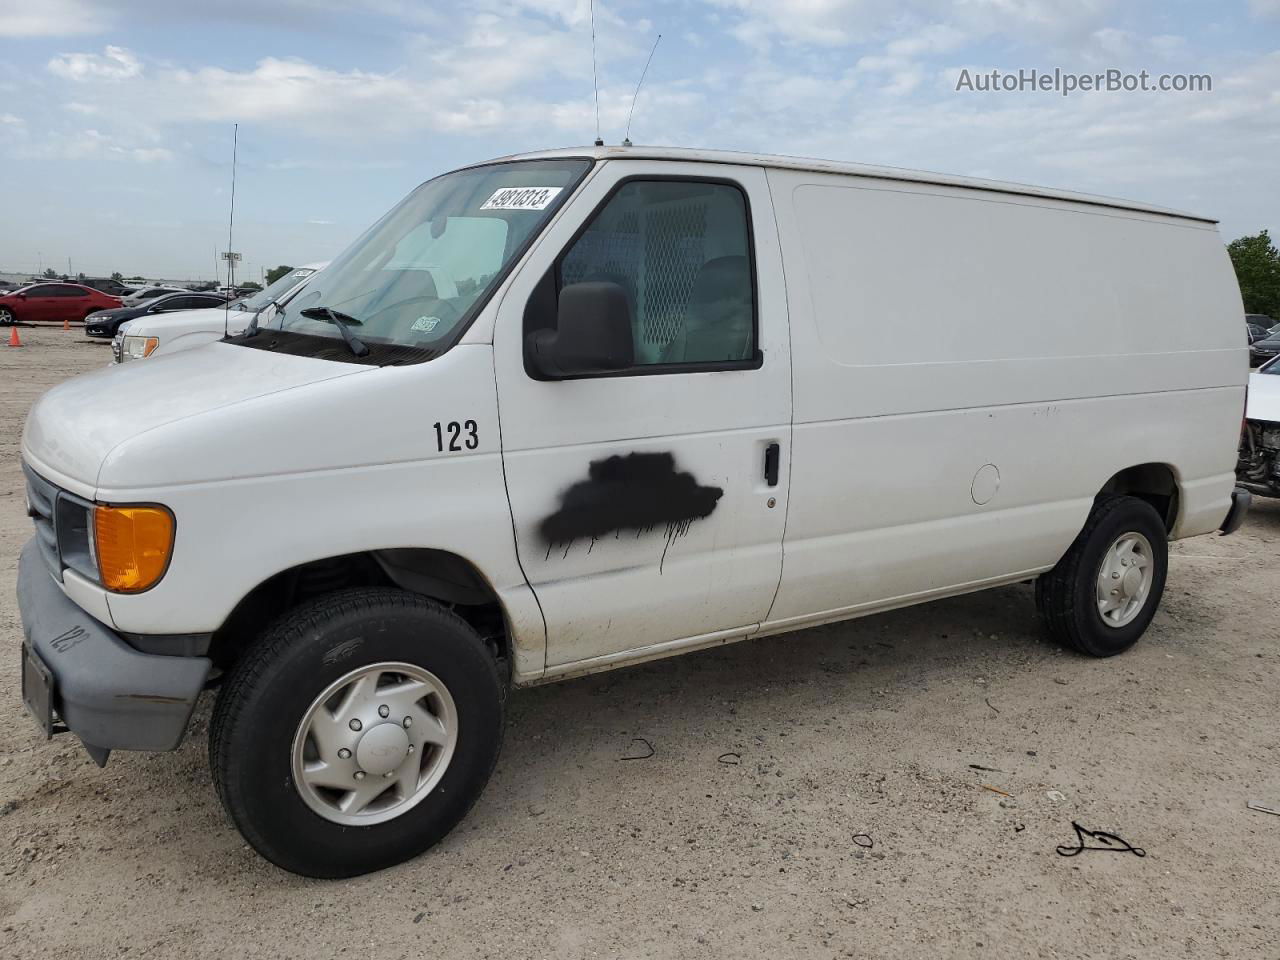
left=1249, top=331, right=1280, bottom=367
left=1245, top=313, right=1274, bottom=331
left=81, top=277, right=137, bottom=297
left=121, top=285, right=187, bottom=307
left=1238, top=356, right=1280, bottom=497
left=85, top=291, right=230, bottom=339
left=1248, top=322, right=1270, bottom=343
left=114, top=262, right=327, bottom=362
left=0, top=282, right=120, bottom=325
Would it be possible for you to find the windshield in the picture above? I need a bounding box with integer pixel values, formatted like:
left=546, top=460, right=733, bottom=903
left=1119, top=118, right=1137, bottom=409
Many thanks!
left=267, top=158, right=590, bottom=357
left=233, top=268, right=319, bottom=312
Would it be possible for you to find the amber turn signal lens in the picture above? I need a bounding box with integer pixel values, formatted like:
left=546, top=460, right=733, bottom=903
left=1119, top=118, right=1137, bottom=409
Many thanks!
left=94, top=505, right=174, bottom=593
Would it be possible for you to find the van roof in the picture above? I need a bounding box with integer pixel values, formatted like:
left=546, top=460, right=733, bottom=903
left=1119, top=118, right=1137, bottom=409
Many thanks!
left=487, top=145, right=1215, bottom=224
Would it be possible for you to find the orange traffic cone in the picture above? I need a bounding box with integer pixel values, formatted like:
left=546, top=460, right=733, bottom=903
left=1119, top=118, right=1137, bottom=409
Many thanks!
left=63, top=316, right=70, bottom=331
left=6, top=325, right=21, bottom=347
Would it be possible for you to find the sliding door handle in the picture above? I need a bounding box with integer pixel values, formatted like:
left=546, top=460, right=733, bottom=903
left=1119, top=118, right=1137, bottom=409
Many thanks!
left=764, top=442, right=780, bottom=487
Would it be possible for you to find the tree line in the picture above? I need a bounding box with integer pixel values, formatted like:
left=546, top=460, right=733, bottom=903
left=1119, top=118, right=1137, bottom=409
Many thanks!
left=1228, top=231, right=1280, bottom=319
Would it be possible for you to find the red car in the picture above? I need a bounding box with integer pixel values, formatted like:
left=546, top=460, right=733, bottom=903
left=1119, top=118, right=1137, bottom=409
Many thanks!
left=0, top=282, right=122, bottom=326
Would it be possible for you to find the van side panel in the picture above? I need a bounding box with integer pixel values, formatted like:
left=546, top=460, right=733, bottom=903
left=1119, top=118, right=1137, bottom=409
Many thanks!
left=766, top=168, right=1245, bottom=626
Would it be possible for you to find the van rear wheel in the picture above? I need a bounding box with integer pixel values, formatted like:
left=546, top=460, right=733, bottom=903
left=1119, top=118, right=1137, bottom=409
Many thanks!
left=209, top=588, right=504, bottom=877
left=1035, top=495, right=1168, bottom=657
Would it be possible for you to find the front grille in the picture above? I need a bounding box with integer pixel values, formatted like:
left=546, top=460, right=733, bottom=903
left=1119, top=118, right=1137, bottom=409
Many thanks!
left=22, top=462, right=60, bottom=579
left=111, top=334, right=123, bottom=363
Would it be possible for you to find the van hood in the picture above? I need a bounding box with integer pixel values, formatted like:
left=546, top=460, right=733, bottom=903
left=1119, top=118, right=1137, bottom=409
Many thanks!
left=23, top=341, right=369, bottom=492
left=1247, top=369, right=1280, bottom=423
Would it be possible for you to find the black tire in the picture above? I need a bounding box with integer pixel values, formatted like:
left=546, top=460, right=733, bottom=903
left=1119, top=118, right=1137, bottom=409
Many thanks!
left=209, top=587, right=504, bottom=878
left=0, top=307, right=13, bottom=326
left=1035, top=495, right=1168, bottom=657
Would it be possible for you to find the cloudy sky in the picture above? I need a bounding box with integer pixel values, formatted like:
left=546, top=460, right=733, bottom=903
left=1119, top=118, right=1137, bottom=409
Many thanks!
left=1, top=0, right=1277, bottom=281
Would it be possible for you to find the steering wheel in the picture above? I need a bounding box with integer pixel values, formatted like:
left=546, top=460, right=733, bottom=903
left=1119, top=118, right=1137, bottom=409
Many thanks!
left=363, top=295, right=461, bottom=335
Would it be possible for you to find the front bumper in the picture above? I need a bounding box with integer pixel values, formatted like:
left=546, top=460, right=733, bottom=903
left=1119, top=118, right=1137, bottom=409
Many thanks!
left=84, top=326, right=114, bottom=338
left=16, top=538, right=211, bottom=765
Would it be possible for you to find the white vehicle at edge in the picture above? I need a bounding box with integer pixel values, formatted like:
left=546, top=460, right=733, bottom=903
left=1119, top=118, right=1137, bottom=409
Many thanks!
left=119, top=284, right=186, bottom=307
left=17, top=146, right=1249, bottom=878
left=1238, top=356, right=1280, bottom=496
left=114, top=262, right=328, bottom=362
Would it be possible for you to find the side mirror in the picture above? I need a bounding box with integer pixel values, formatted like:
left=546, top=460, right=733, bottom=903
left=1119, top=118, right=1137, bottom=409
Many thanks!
left=525, top=281, right=634, bottom=378
left=16, top=292, right=26, bottom=300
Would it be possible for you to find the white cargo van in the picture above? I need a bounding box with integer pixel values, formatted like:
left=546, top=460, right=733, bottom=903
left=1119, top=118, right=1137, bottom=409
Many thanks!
left=17, top=146, right=1250, bottom=877
left=112, top=262, right=327, bottom=363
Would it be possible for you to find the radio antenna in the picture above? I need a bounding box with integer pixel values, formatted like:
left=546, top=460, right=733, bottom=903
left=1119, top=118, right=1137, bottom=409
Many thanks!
left=589, top=0, right=603, bottom=145
left=622, top=33, right=661, bottom=147
left=223, top=123, right=238, bottom=338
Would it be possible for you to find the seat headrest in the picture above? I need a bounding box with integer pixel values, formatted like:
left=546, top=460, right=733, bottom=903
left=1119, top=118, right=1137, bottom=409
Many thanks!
left=689, top=256, right=750, bottom=306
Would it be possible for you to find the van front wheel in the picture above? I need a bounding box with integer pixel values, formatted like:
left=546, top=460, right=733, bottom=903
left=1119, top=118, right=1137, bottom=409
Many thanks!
left=209, top=588, right=504, bottom=877
left=1035, top=495, right=1168, bottom=657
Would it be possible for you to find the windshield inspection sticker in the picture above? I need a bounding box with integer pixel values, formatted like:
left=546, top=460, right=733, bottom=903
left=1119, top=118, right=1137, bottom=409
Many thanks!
left=411, top=316, right=442, bottom=333
left=480, top=186, right=563, bottom=211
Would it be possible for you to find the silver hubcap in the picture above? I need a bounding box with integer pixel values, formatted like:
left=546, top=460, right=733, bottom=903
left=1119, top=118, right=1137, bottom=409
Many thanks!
left=1095, top=531, right=1154, bottom=628
left=291, top=661, right=458, bottom=826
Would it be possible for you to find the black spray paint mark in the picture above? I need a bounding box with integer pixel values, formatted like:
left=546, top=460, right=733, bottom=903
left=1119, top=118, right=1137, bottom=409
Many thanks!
left=540, top=452, right=723, bottom=569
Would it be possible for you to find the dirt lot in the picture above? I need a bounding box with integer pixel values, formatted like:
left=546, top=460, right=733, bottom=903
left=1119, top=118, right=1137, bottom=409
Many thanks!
left=1, top=325, right=1277, bottom=959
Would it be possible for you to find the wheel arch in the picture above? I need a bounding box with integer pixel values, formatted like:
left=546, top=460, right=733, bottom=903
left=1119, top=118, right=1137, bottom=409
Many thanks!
left=209, top=548, right=513, bottom=681
left=1097, top=462, right=1180, bottom=533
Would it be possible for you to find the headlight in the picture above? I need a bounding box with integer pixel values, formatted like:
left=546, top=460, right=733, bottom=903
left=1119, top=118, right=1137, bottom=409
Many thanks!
left=119, top=334, right=159, bottom=361
left=54, top=495, right=98, bottom=581
left=51, top=490, right=174, bottom=592
left=93, top=505, right=175, bottom=592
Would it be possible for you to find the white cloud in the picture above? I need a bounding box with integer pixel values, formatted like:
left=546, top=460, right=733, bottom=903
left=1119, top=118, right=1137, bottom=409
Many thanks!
left=0, top=0, right=106, bottom=36
left=48, top=45, right=143, bottom=81
left=0, top=111, right=25, bottom=141
left=709, top=0, right=1118, bottom=50
left=1148, top=34, right=1187, bottom=58
left=15, top=128, right=172, bottom=163
left=38, top=11, right=618, bottom=141
left=1248, top=0, right=1280, bottom=17
left=1089, top=26, right=1134, bottom=58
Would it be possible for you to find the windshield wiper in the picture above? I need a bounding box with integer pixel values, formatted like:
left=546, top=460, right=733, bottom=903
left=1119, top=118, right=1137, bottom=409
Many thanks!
left=299, top=306, right=370, bottom=357
left=242, top=298, right=283, bottom=338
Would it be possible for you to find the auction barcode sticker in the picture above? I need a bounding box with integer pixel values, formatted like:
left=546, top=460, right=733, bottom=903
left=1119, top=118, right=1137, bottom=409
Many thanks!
left=480, top=186, right=563, bottom=211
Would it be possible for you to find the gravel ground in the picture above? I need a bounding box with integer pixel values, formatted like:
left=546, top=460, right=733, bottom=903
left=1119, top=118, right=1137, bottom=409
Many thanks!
left=1, top=326, right=1278, bottom=959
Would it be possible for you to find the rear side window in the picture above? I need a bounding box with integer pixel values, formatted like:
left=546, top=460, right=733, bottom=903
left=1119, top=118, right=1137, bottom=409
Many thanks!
left=557, top=180, right=756, bottom=368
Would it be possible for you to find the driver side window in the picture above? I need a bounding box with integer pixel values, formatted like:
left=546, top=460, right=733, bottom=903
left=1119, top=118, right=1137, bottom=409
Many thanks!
left=556, top=179, right=756, bottom=368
